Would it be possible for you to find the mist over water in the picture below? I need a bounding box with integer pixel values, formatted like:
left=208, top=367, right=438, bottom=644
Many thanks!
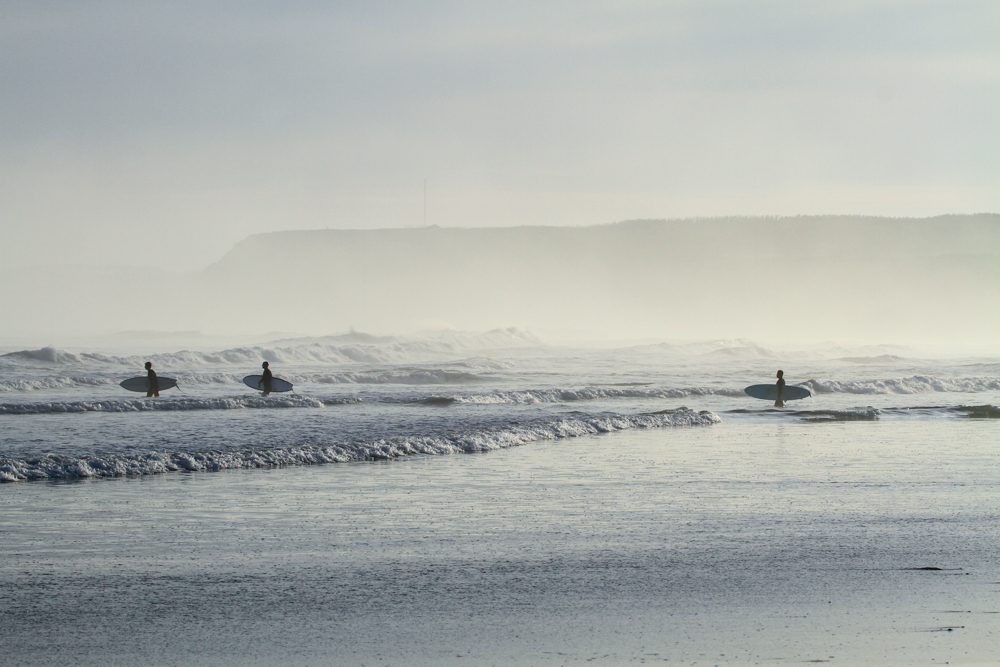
left=1, top=214, right=997, bottom=350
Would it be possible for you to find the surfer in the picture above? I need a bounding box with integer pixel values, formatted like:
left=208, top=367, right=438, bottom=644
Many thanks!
left=774, top=370, right=785, bottom=408
left=145, top=361, right=160, bottom=398
left=260, top=361, right=273, bottom=397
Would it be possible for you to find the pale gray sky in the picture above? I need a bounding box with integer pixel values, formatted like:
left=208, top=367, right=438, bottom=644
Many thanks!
left=2, top=0, right=998, bottom=269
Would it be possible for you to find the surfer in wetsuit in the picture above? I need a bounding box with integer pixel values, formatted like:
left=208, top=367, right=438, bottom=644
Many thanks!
left=145, top=361, right=160, bottom=398
left=260, top=361, right=273, bottom=397
left=774, top=369, right=785, bottom=408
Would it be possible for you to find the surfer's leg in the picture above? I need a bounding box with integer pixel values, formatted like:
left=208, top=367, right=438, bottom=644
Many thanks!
left=774, top=399, right=784, bottom=408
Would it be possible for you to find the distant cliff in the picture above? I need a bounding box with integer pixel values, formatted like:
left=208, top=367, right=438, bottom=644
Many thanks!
left=199, top=215, right=1000, bottom=343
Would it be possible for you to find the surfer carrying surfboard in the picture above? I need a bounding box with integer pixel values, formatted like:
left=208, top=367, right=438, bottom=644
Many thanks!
left=145, top=361, right=160, bottom=398
left=260, top=361, right=273, bottom=397
left=242, top=368, right=291, bottom=394
left=744, top=375, right=808, bottom=404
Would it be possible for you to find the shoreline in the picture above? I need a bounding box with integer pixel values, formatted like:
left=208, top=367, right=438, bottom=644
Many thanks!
left=2, top=420, right=998, bottom=666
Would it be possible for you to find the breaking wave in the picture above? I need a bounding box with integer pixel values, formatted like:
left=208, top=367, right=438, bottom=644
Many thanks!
left=1, top=346, right=83, bottom=363
left=0, top=370, right=489, bottom=392
left=802, top=376, right=1000, bottom=395
left=410, top=386, right=746, bottom=404
left=0, top=395, right=360, bottom=415
left=0, top=376, right=122, bottom=392
left=0, top=329, right=541, bottom=370
left=0, top=408, right=720, bottom=481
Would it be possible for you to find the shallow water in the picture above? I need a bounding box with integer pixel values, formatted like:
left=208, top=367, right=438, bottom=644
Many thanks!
left=2, top=419, right=998, bottom=666
left=2, top=335, right=999, bottom=481
left=2, top=335, right=998, bottom=664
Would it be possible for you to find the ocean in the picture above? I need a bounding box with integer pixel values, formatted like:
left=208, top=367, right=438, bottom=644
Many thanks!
left=1, top=330, right=998, bottom=665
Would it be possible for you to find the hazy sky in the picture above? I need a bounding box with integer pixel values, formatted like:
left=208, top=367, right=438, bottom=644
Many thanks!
left=2, top=0, right=998, bottom=269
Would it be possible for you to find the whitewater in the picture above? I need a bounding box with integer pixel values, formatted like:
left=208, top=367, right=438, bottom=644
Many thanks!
left=1, top=330, right=997, bottom=482
left=3, top=329, right=1000, bottom=667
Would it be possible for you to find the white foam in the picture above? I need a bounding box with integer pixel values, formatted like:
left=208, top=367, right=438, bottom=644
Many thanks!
left=0, top=395, right=339, bottom=414
left=443, top=386, right=746, bottom=404
left=0, top=408, right=719, bottom=481
left=0, top=329, right=543, bottom=370
left=0, top=369, right=490, bottom=392
left=0, top=373, right=258, bottom=392
left=2, top=346, right=84, bottom=363
left=802, top=376, right=1000, bottom=395
left=0, top=376, right=121, bottom=392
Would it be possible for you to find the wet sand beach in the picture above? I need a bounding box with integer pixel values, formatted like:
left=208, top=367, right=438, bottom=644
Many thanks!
left=2, top=419, right=998, bottom=666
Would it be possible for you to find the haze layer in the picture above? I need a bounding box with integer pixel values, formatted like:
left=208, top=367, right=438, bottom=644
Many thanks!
left=3, top=214, right=996, bottom=347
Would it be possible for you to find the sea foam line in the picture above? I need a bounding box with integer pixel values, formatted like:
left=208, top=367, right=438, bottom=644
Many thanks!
left=0, top=330, right=540, bottom=369
left=0, top=376, right=122, bottom=392
left=0, top=370, right=489, bottom=392
left=409, top=386, right=746, bottom=405
left=0, top=395, right=362, bottom=414
left=0, top=408, right=720, bottom=481
left=802, top=376, right=1000, bottom=395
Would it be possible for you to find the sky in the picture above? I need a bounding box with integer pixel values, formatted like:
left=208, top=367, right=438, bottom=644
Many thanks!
left=2, top=0, right=998, bottom=270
